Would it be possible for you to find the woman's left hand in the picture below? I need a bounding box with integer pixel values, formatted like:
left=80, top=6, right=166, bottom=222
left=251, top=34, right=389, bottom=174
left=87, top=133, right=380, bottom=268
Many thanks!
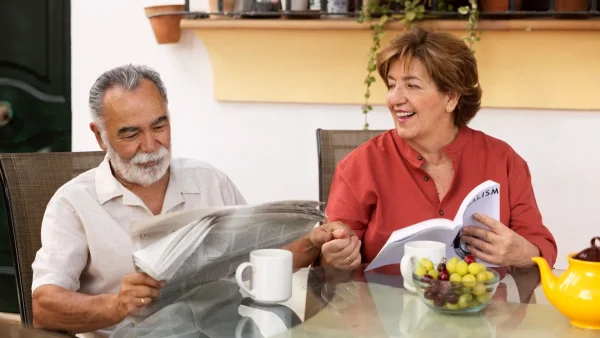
left=461, top=213, right=540, bottom=267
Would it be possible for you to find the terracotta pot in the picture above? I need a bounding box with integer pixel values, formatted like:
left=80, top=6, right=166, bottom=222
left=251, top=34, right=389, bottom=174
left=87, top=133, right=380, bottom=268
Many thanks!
left=145, top=5, right=185, bottom=44
left=209, top=0, right=235, bottom=18
left=480, top=0, right=523, bottom=12
left=554, top=0, right=588, bottom=12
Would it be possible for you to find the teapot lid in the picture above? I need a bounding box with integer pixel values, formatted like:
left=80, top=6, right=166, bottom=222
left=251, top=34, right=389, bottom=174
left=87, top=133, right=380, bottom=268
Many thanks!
left=573, top=237, right=600, bottom=262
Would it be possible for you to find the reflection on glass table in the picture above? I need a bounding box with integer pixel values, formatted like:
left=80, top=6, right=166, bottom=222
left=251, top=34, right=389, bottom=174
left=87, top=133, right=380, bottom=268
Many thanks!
left=31, top=264, right=594, bottom=338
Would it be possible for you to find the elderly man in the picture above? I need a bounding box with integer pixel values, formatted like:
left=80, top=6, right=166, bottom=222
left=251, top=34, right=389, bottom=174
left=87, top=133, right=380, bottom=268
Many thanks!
left=30, top=65, right=350, bottom=337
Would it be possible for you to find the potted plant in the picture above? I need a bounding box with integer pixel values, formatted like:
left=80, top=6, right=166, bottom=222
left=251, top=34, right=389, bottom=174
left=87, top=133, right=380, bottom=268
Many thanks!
left=480, top=0, right=522, bottom=12
left=554, top=0, right=588, bottom=12
left=145, top=4, right=186, bottom=44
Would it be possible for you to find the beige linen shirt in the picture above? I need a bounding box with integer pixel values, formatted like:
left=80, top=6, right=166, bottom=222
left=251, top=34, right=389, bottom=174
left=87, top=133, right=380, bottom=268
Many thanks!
left=31, top=156, right=246, bottom=337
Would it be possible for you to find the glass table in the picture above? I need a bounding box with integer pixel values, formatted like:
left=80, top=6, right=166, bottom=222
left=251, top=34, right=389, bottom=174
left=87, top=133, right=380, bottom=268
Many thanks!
left=2, top=264, right=598, bottom=337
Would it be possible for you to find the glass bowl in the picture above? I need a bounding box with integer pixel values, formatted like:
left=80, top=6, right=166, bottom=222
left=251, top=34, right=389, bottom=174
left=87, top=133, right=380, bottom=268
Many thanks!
left=412, top=268, right=500, bottom=314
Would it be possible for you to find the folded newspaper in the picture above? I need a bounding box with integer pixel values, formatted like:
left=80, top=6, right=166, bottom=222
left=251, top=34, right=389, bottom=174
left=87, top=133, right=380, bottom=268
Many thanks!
left=130, top=200, right=325, bottom=284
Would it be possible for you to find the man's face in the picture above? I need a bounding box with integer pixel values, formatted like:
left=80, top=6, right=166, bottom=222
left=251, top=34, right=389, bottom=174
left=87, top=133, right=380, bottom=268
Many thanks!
left=92, top=79, right=172, bottom=187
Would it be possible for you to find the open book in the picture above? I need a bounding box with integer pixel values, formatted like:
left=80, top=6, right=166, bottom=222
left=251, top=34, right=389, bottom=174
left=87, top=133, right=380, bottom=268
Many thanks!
left=365, top=180, right=500, bottom=271
left=130, top=200, right=325, bottom=285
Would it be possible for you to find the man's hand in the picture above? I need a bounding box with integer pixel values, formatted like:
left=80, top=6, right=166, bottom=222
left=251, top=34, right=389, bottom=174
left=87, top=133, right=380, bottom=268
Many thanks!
left=113, top=272, right=165, bottom=321
left=320, top=222, right=362, bottom=270
left=461, top=213, right=540, bottom=267
left=310, top=221, right=356, bottom=249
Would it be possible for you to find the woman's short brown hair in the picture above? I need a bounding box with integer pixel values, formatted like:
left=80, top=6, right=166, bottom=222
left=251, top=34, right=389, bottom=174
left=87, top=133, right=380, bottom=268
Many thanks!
left=377, top=27, right=482, bottom=126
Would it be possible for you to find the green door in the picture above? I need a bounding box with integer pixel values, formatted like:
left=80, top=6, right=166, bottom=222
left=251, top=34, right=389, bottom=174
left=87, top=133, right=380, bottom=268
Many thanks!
left=0, top=0, right=71, bottom=313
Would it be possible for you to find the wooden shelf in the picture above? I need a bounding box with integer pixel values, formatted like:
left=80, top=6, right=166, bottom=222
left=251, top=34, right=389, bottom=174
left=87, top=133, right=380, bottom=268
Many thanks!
left=181, top=18, right=600, bottom=31
left=181, top=18, right=600, bottom=110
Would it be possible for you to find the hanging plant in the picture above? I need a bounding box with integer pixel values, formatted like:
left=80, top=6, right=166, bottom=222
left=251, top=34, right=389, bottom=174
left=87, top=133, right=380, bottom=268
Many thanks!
left=458, top=0, right=481, bottom=53
left=358, top=0, right=428, bottom=130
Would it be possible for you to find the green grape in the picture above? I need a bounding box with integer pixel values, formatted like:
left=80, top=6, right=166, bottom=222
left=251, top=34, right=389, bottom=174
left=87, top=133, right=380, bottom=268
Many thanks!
left=473, top=283, right=487, bottom=296
left=446, top=257, right=460, bottom=273
left=428, top=269, right=439, bottom=280
left=476, top=271, right=488, bottom=282
left=446, top=303, right=459, bottom=310
left=449, top=273, right=462, bottom=283
left=468, top=262, right=482, bottom=275
left=414, top=265, right=427, bottom=277
left=486, top=271, right=495, bottom=280
left=457, top=294, right=472, bottom=308
left=476, top=293, right=490, bottom=304
left=462, top=274, right=476, bottom=288
left=419, top=258, right=434, bottom=271
left=455, top=261, right=469, bottom=276
left=468, top=300, right=480, bottom=308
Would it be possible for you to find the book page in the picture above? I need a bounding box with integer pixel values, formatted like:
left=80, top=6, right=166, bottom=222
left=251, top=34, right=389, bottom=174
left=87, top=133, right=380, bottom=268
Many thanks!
left=451, top=180, right=500, bottom=264
left=365, top=218, right=455, bottom=271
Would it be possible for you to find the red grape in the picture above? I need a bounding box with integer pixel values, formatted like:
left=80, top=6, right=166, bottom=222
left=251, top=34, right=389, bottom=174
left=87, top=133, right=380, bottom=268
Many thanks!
left=437, top=262, right=447, bottom=272
left=434, top=293, right=445, bottom=307
left=438, top=271, right=450, bottom=281
left=464, top=255, right=476, bottom=264
left=445, top=293, right=459, bottom=304
left=424, top=289, right=436, bottom=300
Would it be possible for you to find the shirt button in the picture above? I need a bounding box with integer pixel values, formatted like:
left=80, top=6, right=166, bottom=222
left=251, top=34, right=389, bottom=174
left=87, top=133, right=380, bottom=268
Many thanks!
left=424, top=176, right=429, bottom=182
left=439, top=210, right=444, bottom=216
left=417, top=156, right=423, bottom=160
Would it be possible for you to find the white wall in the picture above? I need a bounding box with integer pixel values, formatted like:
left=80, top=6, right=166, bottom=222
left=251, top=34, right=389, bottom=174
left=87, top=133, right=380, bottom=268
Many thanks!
left=71, top=0, right=600, bottom=269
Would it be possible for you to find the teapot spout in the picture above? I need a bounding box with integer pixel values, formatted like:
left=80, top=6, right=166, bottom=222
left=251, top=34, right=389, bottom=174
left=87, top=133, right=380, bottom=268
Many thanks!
left=531, top=256, right=557, bottom=303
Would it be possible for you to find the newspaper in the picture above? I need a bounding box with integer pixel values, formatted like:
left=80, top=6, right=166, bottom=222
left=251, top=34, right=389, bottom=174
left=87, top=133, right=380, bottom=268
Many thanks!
left=130, top=200, right=325, bottom=286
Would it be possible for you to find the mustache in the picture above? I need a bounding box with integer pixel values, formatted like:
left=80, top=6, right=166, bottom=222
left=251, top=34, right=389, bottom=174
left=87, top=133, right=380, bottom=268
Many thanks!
left=130, top=146, right=170, bottom=165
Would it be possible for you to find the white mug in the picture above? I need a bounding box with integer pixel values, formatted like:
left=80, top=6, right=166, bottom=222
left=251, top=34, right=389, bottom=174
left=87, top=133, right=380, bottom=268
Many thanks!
left=235, top=249, right=293, bottom=304
left=400, top=241, right=446, bottom=293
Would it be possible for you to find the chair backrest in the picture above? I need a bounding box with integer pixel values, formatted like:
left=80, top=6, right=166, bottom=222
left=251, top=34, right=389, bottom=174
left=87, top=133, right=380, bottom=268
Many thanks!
left=316, top=129, right=386, bottom=208
left=0, top=151, right=106, bottom=326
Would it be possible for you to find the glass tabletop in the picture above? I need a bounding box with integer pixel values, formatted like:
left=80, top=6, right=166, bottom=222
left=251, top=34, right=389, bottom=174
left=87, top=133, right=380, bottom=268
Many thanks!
left=4, top=264, right=596, bottom=338
left=103, top=264, right=599, bottom=338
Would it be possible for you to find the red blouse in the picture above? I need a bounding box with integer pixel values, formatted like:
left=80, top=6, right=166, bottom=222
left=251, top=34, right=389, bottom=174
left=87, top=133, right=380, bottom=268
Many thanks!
left=325, top=126, right=557, bottom=269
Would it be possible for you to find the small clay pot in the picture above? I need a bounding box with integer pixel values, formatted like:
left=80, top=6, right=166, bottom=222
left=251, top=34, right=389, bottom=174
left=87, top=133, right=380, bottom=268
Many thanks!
left=145, top=4, right=185, bottom=44
left=554, top=0, right=589, bottom=12
left=480, top=0, right=523, bottom=12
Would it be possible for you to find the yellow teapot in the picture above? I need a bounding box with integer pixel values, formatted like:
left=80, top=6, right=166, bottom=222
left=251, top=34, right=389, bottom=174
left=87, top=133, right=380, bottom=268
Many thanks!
left=531, top=236, right=600, bottom=330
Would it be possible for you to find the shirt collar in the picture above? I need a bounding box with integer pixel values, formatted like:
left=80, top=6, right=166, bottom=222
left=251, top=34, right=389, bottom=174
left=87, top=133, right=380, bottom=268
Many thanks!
left=95, top=155, right=123, bottom=205
left=95, top=156, right=201, bottom=208
left=392, top=125, right=471, bottom=168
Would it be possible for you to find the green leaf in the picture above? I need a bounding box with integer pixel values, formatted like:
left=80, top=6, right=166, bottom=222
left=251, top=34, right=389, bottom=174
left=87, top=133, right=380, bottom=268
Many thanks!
left=364, top=92, right=370, bottom=99
left=406, top=11, right=416, bottom=21
left=457, top=6, right=469, bottom=15
left=412, top=0, right=420, bottom=7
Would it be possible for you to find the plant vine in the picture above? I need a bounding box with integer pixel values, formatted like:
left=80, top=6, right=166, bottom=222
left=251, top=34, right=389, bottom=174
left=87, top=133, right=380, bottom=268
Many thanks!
left=359, top=0, right=427, bottom=130
left=458, top=0, right=481, bottom=53
left=359, top=0, right=481, bottom=130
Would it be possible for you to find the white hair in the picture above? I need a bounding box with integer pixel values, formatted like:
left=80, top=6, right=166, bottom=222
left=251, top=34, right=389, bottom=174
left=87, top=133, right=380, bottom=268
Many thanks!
left=89, top=64, right=168, bottom=129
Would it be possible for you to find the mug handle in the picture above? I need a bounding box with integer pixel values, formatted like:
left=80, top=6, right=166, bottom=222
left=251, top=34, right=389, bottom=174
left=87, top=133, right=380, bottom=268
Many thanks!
left=400, top=255, right=415, bottom=281
left=235, top=262, right=255, bottom=298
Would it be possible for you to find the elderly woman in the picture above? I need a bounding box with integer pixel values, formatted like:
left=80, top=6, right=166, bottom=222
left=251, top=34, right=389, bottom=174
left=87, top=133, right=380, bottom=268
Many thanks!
left=320, top=27, right=557, bottom=272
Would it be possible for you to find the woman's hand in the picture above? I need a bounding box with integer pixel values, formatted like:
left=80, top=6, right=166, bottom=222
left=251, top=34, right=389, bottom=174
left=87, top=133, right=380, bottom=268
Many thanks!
left=320, top=229, right=362, bottom=270
left=461, top=213, right=540, bottom=267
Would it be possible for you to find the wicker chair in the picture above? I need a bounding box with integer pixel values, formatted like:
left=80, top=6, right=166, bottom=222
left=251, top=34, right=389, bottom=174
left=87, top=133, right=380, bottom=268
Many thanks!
left=316, top=129, right=386, bottom=208
left=0, top=151, right=105, bottom=328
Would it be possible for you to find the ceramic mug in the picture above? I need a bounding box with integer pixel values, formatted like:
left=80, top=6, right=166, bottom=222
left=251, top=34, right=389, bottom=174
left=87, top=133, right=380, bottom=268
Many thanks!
left=235, top=249, right=293, bottom=304
left=400, top=241, right=446, bottom=292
